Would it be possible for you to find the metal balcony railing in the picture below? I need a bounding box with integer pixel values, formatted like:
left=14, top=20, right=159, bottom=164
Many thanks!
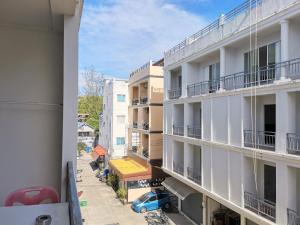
left=133, top=122, right=138, bottom=128
left=287, top=133, right=300, bottom=155
left=142, top=122, right=149, bottom=130
left=173, top=161, right=184, bottom=176
left=132, top=99, right=139, bottom=105
left=132, top=146, right=138, bottom=153
left=187, top=126, right=201, bottom=139
left=140, top=96, right=148, bottom=104
left=244, top=130, right=276, bottom=151
left=187, top=167, right=201, bottom=185
left=143, top=148, right=149, bottom=158
left=187, top=58, right=300, bottom=97
left=288, top=208, right=300, bottom=225
left=173, top=125, right=184, bottom=136
left=187, top=80, right=220, bottom=96
left=67, top=161, right=83, bottom=225
left=168, top=89, right=182, bottom=99
left=244, top=191, right=276, bottom=222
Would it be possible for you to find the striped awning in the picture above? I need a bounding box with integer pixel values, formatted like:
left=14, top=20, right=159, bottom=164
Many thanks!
left=162, top=177, right=197, bottom=200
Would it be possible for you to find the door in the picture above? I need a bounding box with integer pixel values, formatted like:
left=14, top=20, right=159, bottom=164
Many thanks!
left=264, top=165, right=276, bottom=203
left=264, top=104, right=276, bottom=147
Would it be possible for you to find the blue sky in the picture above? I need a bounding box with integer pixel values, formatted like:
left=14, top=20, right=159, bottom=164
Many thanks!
left=79, top=0, right=245, bottom=80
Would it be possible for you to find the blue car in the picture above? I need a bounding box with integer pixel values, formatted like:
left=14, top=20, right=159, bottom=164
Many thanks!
left=131, top=191, right=171, bottom=213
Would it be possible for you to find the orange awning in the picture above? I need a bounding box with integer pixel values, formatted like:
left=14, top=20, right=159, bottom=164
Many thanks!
left=92, top=145, right=106, bottom=160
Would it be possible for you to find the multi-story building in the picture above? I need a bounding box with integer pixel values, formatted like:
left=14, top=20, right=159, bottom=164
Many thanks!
left=128, top=59, right=164, bottom=172
left=77, top=122, right=95, bottom=148
left=99, top=78, right=129, bottom=160
left=0, top=0, right=83, bottom=224
left=163, top=0, right=300, bottom=225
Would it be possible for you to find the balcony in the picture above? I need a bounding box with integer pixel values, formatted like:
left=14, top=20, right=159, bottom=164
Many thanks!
left=132, top=122, right=138, bottom=129
left=287, top=133, right=300, bottom=155
left=187, top=126, right=201, bottom=139
left=244, top=130, right=275, bottom=151
left=132, top=98, right=139, bottom=105
left=168, top=89, right=182, bottom=99
left=244, top=191, right=276, bottom=222
left=142, top=147, right=149, bottom=158
left=288, top=208, right=300, bottom=225
left=187, top=167, right=201, bottom=185
left=187, top=58, right=300, bottom=97
left=173, top=125, right=184, bottom=136
left=140, top=96, right=148, bottom=104
left=173, top=161, right=184, bottom=176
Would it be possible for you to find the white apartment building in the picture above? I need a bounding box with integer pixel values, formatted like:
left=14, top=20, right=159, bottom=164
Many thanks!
left=99, top=78, right=129, bottom=160
left=0, top=0, right=83, bottom=224
left=78, top=122, right=95, bottom=147
left=163, top=0, right=300, bottom=225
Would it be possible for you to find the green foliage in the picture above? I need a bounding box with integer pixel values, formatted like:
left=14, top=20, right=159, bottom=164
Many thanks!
left=77, top=142, right=87, bottom=155
left=117, top=187, right=127, bottom=200
left=78, top=95, right=103, bottom=129
left=106, top=174, right=119, bottom=190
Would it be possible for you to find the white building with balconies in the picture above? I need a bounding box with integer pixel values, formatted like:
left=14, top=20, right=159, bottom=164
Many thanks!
left=99, top=78, right=129, bottom=160
left=163, top=0, right=300, bottom=225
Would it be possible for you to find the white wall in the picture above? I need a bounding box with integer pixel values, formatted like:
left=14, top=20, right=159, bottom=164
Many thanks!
left=0, top=26, right=63, bottom=204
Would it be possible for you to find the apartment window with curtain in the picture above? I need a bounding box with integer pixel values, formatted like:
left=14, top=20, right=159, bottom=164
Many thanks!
left=116, top=137, right=125, bottom=145
left=117, top=94, right=126, bottom=102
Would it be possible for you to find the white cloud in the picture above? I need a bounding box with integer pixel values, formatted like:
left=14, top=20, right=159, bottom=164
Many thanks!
left=79, top=0, right=208, bottom=77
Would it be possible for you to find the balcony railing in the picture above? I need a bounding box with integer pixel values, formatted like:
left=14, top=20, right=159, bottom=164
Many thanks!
left=173, top=125, right=184, bottom=136
left=165, top=0, right=297, bottom=58
left=140, top=96, right=148, bottom=104
left=132, top=99, right=139, bottom=105
left=187, top=58, right=300, bottom=97
left=187, top=126, right=201, bottom=139
left=244, top=130, right=276, bottom=151
left=142, top=122, right=149, bottom=130
left=133, top=122, right=138, bottom=128
left=287, top=133, right=300, bottom=155
left=168, top=89, right=182, bottom=99
left=173, top=161, right=184, bottom=176
left=187, top=80, right=220, bottom=96
left=187, top=167, right=201, bottom=185
left=288, top=208, right=300, bottom=225
left=143, top=148, right=149, bottom=158
left=132, top=146, right=138, bottom=153
left=244, top=191, right=276, bottom=222
left=67, top=161, right=83, bottom=225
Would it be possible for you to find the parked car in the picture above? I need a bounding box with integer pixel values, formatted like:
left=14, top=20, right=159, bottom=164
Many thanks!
left=131, top=191, right=171, bottom=213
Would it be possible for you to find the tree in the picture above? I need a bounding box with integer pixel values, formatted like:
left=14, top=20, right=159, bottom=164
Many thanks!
left=77, top=142, right=87, bottom=156
left=78, top=66, right=104, bottom=130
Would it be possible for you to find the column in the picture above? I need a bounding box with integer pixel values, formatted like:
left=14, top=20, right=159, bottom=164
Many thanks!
left=184, top=102, right=190, bottom=136
left=181, top=63, right=189, bottom=98
left=276, top=90, right=295, bottom=153
left=280, top=19, right=290, bottom=80
left=276, top=162, right=288, bottom=225
left=164, top=69, right=170, bottom=101
left=219, top=46, right=226, bottom=91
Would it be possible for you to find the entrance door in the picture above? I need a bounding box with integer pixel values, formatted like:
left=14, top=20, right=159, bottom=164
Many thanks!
left=264, top=165, right=276, bottom=203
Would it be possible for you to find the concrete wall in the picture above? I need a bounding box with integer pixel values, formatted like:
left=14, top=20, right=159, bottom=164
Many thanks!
left=0, top=26, right=63, bottom=205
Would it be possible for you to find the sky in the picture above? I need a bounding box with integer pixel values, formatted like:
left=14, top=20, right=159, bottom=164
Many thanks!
left=79, top=0, right=245, bottom=80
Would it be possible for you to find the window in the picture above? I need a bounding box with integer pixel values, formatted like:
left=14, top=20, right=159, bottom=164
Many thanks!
left=117, top=94, right=126, bottom=102
left=147, top=196, right=157, bottom=202
left=116, top=137, right=125, bottom=145
left=117, top=115, right=126, bottom=123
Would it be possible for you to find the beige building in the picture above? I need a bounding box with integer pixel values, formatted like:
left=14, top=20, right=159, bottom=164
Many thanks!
left=128, top=59, right=164, bottom=175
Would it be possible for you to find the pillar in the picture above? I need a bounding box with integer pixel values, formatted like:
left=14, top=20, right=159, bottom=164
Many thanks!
left=219, top=46, right=226, bottom=91
left=280, top=20, right=290, bottom=80
left=276, top=162, right=288, bottom=225
left=181, top=63, right=189, bottom=98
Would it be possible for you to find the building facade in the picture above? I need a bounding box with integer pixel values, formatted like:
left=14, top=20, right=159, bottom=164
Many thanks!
left=78, top=122, right=95, bottom=148
left=99, top=78, right=129, bottom=160
left=128, top=60, right=164, bottom=173
left=163, top=0, right=300, bottom=225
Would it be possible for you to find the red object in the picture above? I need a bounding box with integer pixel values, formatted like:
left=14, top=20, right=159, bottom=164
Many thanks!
left=92, top=145, right=106, bottom=160
left=4, top=186, right=59, bottom=206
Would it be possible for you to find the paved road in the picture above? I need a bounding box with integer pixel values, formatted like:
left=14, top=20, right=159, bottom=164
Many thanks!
left=76, top=153, right=193, bottom=225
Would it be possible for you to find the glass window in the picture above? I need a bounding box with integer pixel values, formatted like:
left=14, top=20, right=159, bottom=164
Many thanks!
left=116, top=137, right=125, bottom=145
left=117, top=94, right=126, bottom=102
left=147, top=196, right=157, bottom=202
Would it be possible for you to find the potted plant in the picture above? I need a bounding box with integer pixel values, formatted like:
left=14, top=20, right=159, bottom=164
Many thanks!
left=117, top=187, right=127, bottom=204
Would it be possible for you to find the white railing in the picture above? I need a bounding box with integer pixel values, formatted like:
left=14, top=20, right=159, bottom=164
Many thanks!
left=165, top=0, right=299, bottom=58
left=130, top=60, right=154, bottom=77
left=244, top=191, right=276, bottom=222
left=288, top=208, right=300, bottom=225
